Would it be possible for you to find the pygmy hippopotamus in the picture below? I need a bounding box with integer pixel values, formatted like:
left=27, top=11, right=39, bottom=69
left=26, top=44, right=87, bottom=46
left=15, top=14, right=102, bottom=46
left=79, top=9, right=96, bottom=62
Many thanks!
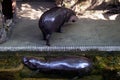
left=23, top=56, right=93, bottom=77
left=39, top=7, right=78, bottom=46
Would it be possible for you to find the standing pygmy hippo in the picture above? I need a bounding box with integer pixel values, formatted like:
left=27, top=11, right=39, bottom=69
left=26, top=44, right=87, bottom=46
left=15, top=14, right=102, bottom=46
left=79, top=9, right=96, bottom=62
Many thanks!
left=39, top=7, right=78, bottom=46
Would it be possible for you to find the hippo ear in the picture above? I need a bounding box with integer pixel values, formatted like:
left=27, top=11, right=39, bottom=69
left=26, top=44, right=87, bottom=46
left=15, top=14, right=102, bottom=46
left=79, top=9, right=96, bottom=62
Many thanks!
left=66, top=13, right=70, bottom=17
left=65, top=13, right=70, bottom=22
left=72, top=10, right=76, bottom=15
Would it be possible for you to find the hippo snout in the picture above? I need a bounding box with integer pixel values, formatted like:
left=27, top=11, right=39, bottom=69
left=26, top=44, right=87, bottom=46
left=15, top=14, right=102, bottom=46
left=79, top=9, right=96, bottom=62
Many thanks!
left=23, top=57, right=28, bottom=64
left=69, top=15, right=78, bottom=23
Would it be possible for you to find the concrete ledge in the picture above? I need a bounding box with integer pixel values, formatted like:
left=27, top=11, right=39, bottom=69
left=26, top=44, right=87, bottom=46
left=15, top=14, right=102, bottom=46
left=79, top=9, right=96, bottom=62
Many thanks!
left=0, top=46, right=120, bottom=51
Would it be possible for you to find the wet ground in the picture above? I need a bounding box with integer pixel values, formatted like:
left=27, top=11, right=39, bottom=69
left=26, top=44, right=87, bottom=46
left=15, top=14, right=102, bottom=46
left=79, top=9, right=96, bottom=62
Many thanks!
left=0, top=1, right=120, bottom=51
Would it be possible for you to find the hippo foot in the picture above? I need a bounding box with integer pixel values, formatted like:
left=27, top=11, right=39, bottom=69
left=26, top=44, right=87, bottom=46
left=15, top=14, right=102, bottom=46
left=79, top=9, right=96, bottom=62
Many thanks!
left=42, top=38, right=46, bottom=41
left=56, top=30, right=62, bottom=33
left=46, top=43, right=50, bottom=46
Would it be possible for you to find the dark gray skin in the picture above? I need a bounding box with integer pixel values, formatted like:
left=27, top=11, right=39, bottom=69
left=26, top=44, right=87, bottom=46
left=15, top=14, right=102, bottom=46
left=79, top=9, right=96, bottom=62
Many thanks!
left=39, top=7, right=78, bottom=46
left=23, top=56, right=93, bottom=77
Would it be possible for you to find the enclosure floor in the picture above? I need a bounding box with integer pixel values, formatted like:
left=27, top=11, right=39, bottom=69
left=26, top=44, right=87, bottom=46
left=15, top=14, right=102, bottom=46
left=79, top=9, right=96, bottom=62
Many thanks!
left=0, top=1, right=120, bottom=51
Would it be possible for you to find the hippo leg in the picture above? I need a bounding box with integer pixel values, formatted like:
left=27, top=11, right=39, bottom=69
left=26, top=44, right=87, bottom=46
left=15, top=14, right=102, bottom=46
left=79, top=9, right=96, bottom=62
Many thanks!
left=42, top=31, right=47, bottom=40
left=46, top=34, right=51, bottom=46
left=56, top=22, right=64, bottom=33
left=40, top=27, right=46, bottom=40
left=57, top=26, right=62, bottom=33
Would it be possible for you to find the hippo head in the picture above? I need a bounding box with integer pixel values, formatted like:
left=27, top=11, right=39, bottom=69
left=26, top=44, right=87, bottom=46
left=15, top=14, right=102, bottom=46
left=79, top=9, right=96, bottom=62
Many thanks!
left=23, top=57, right=38, bottom=70
left=23, top=57, right=46, bottom=70
left=65, top=9, right=78, bottom=23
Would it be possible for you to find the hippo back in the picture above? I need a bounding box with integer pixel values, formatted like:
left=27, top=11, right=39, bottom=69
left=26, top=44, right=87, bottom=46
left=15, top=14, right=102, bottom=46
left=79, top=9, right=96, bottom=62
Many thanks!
left=39, top=7, right=69, bottom=32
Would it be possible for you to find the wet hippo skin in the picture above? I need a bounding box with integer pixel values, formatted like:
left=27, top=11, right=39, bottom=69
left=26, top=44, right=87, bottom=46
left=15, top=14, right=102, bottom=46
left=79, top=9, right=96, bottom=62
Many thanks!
left=23, top=57, right=93, bottom=76
left=39, top=7, right=78, bottom=46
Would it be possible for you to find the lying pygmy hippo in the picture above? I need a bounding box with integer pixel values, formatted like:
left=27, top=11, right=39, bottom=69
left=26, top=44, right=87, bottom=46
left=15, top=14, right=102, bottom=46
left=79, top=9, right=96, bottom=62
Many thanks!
left=23, top=57, right=93, bottom=77
left=39, top=7, right=78, bottom=46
